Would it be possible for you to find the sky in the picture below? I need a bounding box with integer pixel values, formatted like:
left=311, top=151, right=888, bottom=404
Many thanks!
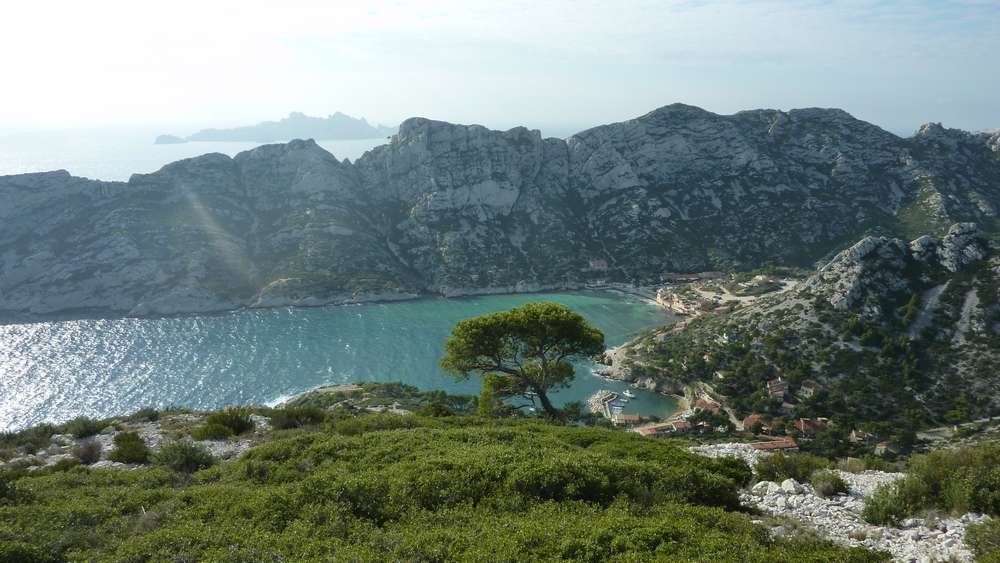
left=2, top=0, right=999, bottom=137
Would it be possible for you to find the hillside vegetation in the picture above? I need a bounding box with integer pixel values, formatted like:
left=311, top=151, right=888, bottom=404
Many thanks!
left=0, top=408, right=887, bottom=562
left=616, top=224, right=1000, bottom=448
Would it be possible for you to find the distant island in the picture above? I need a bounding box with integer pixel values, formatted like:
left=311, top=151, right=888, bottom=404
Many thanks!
left=155, top=111, right=396, bottom=144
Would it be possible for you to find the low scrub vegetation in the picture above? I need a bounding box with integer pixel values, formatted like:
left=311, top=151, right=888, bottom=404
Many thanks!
left=863, top=443, right=1000, bottom=525
left=72, top=440, right=102, bottom=465
left=152, top=440, right=215, bottom=473
left=63, top=416, right=105, bottom=439
left=190, top=422, right=234, bottom=441
left=0, top=413, right=886, bottom=561
left=755, top=452, right=829, bottom=483
left=966, top=519, right=1000, bottom=562
left=268, top=406, right=326, bottom=429
left=811, top=470, right=849, bottom=498
left=107, top=431, right=149, bottom=464
left=191, top=406, right=254, bottom=439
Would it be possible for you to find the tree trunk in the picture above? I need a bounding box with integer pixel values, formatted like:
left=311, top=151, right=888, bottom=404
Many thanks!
left=535, top=389, right=561, bottom=419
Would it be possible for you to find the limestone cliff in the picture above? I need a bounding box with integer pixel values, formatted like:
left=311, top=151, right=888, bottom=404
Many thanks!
left=2, top=104, right=1000, bottom=321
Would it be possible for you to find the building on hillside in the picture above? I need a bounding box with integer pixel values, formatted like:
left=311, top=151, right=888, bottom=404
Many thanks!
left=588, top=259, right=609, bottom=271
left=743, top=413, right=763, bottom=432
left=670, top=420, right=691, bottom=433
left=631, top=422, right=675, bottom=438
left=874, top=441, right=899, bottom=456
left=750, top=437, right=798, bottom=452
left=793, top=417, right=831, bottom=437
left=692, top=397, right=721, bottom=413
left=767, top=377, right=788, bottom=400
left=797, top=380, right=820, bottom=399
left=848, top=429, right=874, bottom=444
left=610, top=413, right=643, bottom=427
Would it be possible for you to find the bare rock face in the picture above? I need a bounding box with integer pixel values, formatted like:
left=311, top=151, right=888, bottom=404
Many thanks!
left=2, top=104, right=1000, bottom=321
left=804, top=224, right=987, bottom=319
left=938, top=223, right=987, bottom=272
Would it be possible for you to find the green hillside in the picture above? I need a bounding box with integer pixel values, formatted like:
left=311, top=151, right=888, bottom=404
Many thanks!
left=0, top=408, right=885, bottom=562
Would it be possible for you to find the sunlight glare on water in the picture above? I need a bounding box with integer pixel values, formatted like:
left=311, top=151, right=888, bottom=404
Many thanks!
left=0, top=292, right=678, bottom=431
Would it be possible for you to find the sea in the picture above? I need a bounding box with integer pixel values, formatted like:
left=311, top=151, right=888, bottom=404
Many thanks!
left=0, top=288, right=679, bottom=433
left=0, top=130, right=679, bottom=432
left=0, top=128, right=389, bottom=181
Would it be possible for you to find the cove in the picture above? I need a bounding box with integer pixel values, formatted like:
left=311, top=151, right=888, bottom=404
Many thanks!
left=0, top=291, right=678, bottom=431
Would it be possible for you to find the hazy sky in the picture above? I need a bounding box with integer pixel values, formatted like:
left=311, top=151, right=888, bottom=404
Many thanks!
left=3, top=0, right=999, bottom=136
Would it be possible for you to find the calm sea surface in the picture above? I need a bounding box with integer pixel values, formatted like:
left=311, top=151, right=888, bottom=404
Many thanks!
left=0, top=292, right=677, bottom=431
left=0, top=128, right=387, bottom=181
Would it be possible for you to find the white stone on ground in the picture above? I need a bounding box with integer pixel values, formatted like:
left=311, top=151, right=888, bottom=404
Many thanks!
left=691, top=442, right=988, bottom=562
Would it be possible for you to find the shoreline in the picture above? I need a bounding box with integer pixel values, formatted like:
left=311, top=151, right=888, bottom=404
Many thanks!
left=0, top=282, right=673, bottom=327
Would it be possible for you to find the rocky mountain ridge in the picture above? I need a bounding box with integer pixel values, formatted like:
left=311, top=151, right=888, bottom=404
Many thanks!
left=3, top=103, right=1000, bottom=321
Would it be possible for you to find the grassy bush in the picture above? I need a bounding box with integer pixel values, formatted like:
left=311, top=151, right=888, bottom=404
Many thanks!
left=0, top=423, right=57, bottom=454
left=269, top=406, right=326, bottom=430
left=202, top=407, right=254, bottom=435
left=836, top=458, right=866, bottom=473
left=190, top=423, right=233, bottom=441
left=811, top=470, right=849, bottom=498
left=72, top=441, right=102, bottom=465
left=756, top=452, right=829, bottom=483
left=107, top=432, right=149, bottom=464
left=862, top=482, right=910, bottom=526
left=152, top=441, right=215, bottom=473
left=63, top=416, right=104, bottom=439
left=0, top=413, right=890, bottom=561
left=966, top=519, right=1000, bottom=561
left=863, top=443, right=1000, bottom=524
left=51, top=458, right=81, bottom=472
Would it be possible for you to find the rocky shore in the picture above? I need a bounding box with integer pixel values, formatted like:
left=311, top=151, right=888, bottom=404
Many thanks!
left=690, top=442, right=989, bottom=562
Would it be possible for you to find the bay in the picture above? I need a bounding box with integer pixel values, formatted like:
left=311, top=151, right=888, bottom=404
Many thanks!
left=0, top=292, right=677, bottom=432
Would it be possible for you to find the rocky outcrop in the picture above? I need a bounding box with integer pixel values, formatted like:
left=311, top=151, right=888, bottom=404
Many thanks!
left=3, top=104, right=1000, bottom=321
left=805, top=224, right=988, bottom=317
left=691, top=443, right=987, bottom=562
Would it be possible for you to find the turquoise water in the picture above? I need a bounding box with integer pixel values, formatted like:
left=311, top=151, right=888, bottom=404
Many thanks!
left=0, top=292, right=677, bottom=431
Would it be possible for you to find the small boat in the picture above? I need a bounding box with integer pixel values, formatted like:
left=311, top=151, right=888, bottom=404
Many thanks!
left=622, top=389, right=636, bottom=399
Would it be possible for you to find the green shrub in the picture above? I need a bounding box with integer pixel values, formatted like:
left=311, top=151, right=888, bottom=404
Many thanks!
left=755, top=452, right=828, bottom=483
left=836, top=458, right=866, bottom=473
left=0, top=424, right=57, bottom=454
left=72, top=441, right=102, bottom=465
left=967, top=519, right=1000, bottom=560
left=862, top=443, right=1000, bottom=524
left=51, top=457, right=81, bottom=472
left=0, top=472, right=12, bottom=500
left=63, top=416, right=104, bottom=439
left=862, top=482, right=910, bottom=526
left=108, top=432, right=149, bottom=464
left=811, top=470, right=849, bottom=498
left=711, top=456, right=753, bottom=488
left=191, top=423, right=233, bottom=441
left=203, top=407, right=254, bottom=435
left=269, top=406, right=326, bottom=430
left=0, top=415, right=889, bottom=561
left=0, top=540, right=57, bottom=563
left=153, top=441, right=215, bottom=473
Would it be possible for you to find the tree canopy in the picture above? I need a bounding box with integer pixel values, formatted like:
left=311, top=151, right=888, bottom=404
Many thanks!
left=440, top=301, right=605, bottom=418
